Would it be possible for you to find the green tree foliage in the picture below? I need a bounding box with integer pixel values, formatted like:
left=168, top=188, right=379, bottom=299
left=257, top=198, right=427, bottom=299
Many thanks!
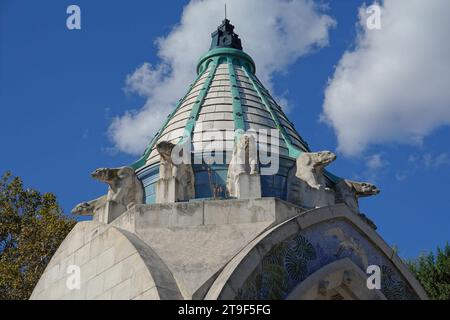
left=0, top=171, right=75, bottom=300
left=408, top=243, right=450, bottom=300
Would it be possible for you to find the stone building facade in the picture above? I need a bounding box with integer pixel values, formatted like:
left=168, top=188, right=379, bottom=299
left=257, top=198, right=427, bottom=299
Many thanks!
left=31, top=19, right=427, bottom=300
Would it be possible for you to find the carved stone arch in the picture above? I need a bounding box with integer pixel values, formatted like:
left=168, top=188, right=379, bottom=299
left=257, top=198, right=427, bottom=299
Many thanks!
left=30, top=221, right=183, bottom=300
left=286, top=258, right=386, bottom=300
left=205, top=204, right=428, bottom=300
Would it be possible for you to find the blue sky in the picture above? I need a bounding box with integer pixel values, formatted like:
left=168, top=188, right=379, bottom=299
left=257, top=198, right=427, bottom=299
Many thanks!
left=1, top=0, right=449, bottom=259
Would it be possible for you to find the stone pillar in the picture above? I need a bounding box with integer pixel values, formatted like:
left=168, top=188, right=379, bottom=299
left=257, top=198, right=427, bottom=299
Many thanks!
left=234, top=173, right=261, bottom=199
left=94, top=201, right=127, bottom=224
left=155, top=177, right=177, bottom=203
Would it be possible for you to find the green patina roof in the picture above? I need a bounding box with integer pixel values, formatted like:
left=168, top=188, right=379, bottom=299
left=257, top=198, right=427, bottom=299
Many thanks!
left=129, top=19, right=341, bottom=183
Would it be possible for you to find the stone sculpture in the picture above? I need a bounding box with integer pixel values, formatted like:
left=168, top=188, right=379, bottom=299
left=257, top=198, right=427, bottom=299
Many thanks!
left=71, top=195, right=106, bottom=216
left=226, top=133, right=261, bottom=199
left=335, top=179, right=380, bottom=213
left=72, top=167, right=144, bottom=223
left=287, top=151, right=336, bottom=208
left=155, top=141, right=195, bottom=203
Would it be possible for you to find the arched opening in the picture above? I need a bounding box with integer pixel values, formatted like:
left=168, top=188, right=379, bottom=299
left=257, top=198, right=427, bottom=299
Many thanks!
left=286, top=258, right=386, bottom=300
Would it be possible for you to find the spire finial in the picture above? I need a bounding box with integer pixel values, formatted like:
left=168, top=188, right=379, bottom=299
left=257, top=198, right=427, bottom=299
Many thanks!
left=209, top=12, right=242, bottom=50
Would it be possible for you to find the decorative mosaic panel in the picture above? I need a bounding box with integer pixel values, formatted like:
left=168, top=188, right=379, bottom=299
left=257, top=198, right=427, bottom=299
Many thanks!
left=236, top=220, right=419, bottom=300
left=236, top=233, right=316, bottom=299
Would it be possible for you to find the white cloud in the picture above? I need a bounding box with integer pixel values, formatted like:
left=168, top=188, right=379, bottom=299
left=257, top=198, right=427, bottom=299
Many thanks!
left=366, top=153, right=387, bottom=170
left=412, top=152, right=450, bottom=169
left=395, top=172, right=407, bottom=182
left=124, top=63, right=169, bottom=97
left=109, top=0, right=336, bottom=155
left=363, top=153, right=388, bottom=182
left=408, top=154, right=418, bottom=164
left=351, top=153, right=389, bottom=183
left=322, top=0, right=450, bottom=156
left=423, top=153, right=433, bottom=168
left=396, top=152, right=450, bottom=182
left=434, top=153, right=450, bottom=168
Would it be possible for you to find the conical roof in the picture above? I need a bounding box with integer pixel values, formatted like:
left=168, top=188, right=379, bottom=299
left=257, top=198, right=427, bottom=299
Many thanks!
left=132, top=19, right=310, bottom=171
left=131, top=19, right=319, bottom=203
